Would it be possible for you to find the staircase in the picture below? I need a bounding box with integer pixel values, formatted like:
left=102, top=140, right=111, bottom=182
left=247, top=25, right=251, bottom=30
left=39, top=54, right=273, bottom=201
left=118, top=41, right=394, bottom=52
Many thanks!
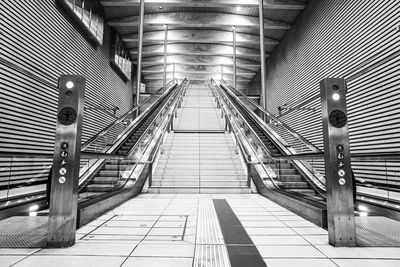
left=147, top=82, right=251, bottom=194
left=149, top=133, right=251, bottom=193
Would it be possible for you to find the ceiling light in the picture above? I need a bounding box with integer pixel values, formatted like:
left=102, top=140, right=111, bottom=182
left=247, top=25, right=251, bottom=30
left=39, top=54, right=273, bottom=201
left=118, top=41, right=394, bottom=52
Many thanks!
left=236, top=6, right=241, bottom=11
left=159, top=6, right=163, bottom=10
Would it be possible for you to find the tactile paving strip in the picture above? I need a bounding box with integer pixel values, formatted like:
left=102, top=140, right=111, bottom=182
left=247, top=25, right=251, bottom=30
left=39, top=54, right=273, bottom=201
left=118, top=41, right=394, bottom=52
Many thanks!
left=356, top=216, right=400, bottom=247
left=0, top=216, right=48, bottom=248
left=193, top=198, right=231, bottom=267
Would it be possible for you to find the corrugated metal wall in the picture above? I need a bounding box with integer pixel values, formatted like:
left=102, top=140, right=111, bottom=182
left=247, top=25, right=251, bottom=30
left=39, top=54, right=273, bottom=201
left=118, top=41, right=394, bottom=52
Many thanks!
left=263, top=0, right=400, bottom=187
left=0, top=0, right=134, bottom=190
left=0, top=0, right=134, bottom=153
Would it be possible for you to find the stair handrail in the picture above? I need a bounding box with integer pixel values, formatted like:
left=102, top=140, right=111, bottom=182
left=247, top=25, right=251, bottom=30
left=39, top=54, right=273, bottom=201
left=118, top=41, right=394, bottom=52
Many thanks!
left=220, top=80, right=322, bottom=154
left=81, top=79, right=177, bottom=151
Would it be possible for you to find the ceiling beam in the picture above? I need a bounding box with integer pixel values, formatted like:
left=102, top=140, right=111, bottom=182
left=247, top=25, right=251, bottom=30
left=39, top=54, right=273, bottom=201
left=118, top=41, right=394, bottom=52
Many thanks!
left=108, top=12, right=291, bottom=29
left=141, top=64, right=256, bottom=75
left=142, top=71, right=255, bottom=78
left=129, top=43, right=265, bottom=60
left=144, top=73, right=251, bottom=82
left=123, top=30, right=279, bottom=45
left=100, top=0, right=306, bottom=10
left=140, top=55, right=262, bottom=67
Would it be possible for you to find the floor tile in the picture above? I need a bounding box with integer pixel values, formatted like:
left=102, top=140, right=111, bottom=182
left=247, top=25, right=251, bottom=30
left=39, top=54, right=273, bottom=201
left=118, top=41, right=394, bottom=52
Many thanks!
left=257, top=245, right=326, bottom=258
left=123, top=257, right=193, bottom=267
left=241, top=220, right=287, bottom=227
left=148, top=227, right=184, bottom=236
left=292, top=227, right=328, bottom=235
left=36, top=242, right=136, bottom=256
left=332, top=259, right=400, bottom=267
left=91, top=227, right=149, bottom=235
left=0, top=249, right=39, bottom=255
left=246, top=227, right=297, bottom=235
left=316, top=245, right=400, bottom=259
left=250, top=235, right=310, bottom=245
left=283, top=220, right=318, bottom=227
left=264, top=258, right=337, bottom=267
left=302, top=235, right=329, bottom=245
left=0, top=255, right=27, bottom=267
left=103, top=220, right=155, bottom=228
left=13, top=255, right=125, bottom=267
left=131, top=244, right=194, bottom=257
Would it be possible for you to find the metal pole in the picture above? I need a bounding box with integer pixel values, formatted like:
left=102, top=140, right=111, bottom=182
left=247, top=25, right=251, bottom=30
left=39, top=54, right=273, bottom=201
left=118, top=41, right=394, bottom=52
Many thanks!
left=173, top=63, right=175, bottom=81
left=47, top=75, right=85, bottom=247
left=163, top=24, right=168, bottom=90
left=258, top=0, right=267, bottom=120
left=233, top=26, right=237, bottom=88
left=135, top=0, right=144, bottom=107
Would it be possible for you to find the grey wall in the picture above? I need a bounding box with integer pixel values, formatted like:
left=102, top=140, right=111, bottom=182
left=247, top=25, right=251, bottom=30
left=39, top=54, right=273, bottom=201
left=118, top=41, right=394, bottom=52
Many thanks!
left=259, top=0, right=400, bottom=187
left=0, top=0, right=134, bottom=154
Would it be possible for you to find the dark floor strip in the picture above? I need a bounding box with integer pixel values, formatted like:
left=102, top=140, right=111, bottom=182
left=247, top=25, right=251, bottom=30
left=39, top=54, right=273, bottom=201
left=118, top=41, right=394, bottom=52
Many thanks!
left=213, top=199, right=266, bottom=267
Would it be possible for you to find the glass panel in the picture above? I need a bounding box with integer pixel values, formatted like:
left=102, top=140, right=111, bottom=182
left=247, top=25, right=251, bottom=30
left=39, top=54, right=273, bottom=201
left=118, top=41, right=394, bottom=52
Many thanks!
left=0, top=156, right=50, bottom=210
left=61, top=0, right=104, bottom=44
left=112, top=34, right=132, bottom=80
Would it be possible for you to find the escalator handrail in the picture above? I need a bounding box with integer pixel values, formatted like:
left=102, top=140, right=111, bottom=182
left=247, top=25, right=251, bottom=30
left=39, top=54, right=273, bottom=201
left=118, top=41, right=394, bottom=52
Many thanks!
left=81, top=79, right=177, bottom=151
left=124, top=79, right=189, bottom=158
left=78, top=79, right=187, bottom=191
left=220, top=79, right=321, bottom=153
left=211, top=80, right=327, bottom=199
left=79, top=78, right=189, bottom=196
left=217, top=80, right=327, bottom=192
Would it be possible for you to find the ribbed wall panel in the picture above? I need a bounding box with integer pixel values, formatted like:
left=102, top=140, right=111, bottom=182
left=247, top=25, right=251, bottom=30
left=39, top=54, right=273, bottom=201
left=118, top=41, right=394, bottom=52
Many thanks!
left=0, top=0, right=133, bottom=153
left=264, top=0, right=400, bottom=187
left=0, top=0, right=133, bottom=189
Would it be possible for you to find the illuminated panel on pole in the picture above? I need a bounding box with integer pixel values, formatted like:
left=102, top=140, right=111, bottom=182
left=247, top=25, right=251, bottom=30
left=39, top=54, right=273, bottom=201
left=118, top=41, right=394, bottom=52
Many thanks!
left=47, top=75, right=85, bottom=247
left=320, top=78, right=356, bottom=247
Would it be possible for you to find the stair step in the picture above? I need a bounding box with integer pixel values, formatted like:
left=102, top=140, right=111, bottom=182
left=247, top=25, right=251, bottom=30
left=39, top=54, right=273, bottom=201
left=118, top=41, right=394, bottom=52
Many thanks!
left=279, top=181, right=312, bottom=189
left=279, top=174, right=303, bottom=181
left=148, top=186, right=251, bottom=194
left=86, top=184, right=119, bottom=192
left=93, top=176, right=120, bottom=183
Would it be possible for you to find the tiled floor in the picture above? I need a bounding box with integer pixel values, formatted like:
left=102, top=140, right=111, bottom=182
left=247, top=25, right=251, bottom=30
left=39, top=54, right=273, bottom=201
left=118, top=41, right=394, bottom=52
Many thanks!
left=1, top=194, right=400, bottom=267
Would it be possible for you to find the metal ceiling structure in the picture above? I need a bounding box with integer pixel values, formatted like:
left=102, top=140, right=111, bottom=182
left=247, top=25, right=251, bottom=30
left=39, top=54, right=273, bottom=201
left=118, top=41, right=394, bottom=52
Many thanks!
left=100, top=0, right=308, bottom=91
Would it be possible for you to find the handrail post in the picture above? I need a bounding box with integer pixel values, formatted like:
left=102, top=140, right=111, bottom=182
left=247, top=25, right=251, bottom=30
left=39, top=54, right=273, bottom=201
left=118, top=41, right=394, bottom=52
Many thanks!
left=247, top=163, right=252, bottom=187
left=135, top=0, right=145, bottom=111
left=148, top=162, right=153, bottom=187
left=163, top=24, right=168, bottom=91
left=232, top=26, right=237, bottom=88
left=258, top=0, right=267, bottom=121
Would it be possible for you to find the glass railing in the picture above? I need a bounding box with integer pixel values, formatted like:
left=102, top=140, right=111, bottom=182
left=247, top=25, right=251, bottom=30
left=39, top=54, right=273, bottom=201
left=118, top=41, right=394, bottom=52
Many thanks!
left=220, top=80, right=321, bottom=155
left=211, top=80, right=326, bottom=203
left=82, top=79, right=178, bottom=153
left=214, top=80, right=326, bottom=195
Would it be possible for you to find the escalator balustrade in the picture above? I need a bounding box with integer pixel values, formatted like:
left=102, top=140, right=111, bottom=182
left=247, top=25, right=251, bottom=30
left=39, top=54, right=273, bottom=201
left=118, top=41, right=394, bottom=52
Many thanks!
left=222, top=87, right=322, bottom=201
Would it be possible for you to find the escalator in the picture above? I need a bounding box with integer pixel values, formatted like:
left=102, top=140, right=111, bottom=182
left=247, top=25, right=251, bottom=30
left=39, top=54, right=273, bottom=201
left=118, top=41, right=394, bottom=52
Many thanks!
left=213, top=79, right=400, bottom=227
left=220, top=84, right=324, bottom=203
left=80, top=85, right=177, bottom=196
left=0, top=79, right=185, bottom=220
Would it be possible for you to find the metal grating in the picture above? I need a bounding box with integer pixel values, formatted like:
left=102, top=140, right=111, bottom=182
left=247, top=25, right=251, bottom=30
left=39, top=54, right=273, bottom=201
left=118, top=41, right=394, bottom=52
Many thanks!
left=356, top=216, right=400, bottom=247
left=0, top=216, right=48, bottom=248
